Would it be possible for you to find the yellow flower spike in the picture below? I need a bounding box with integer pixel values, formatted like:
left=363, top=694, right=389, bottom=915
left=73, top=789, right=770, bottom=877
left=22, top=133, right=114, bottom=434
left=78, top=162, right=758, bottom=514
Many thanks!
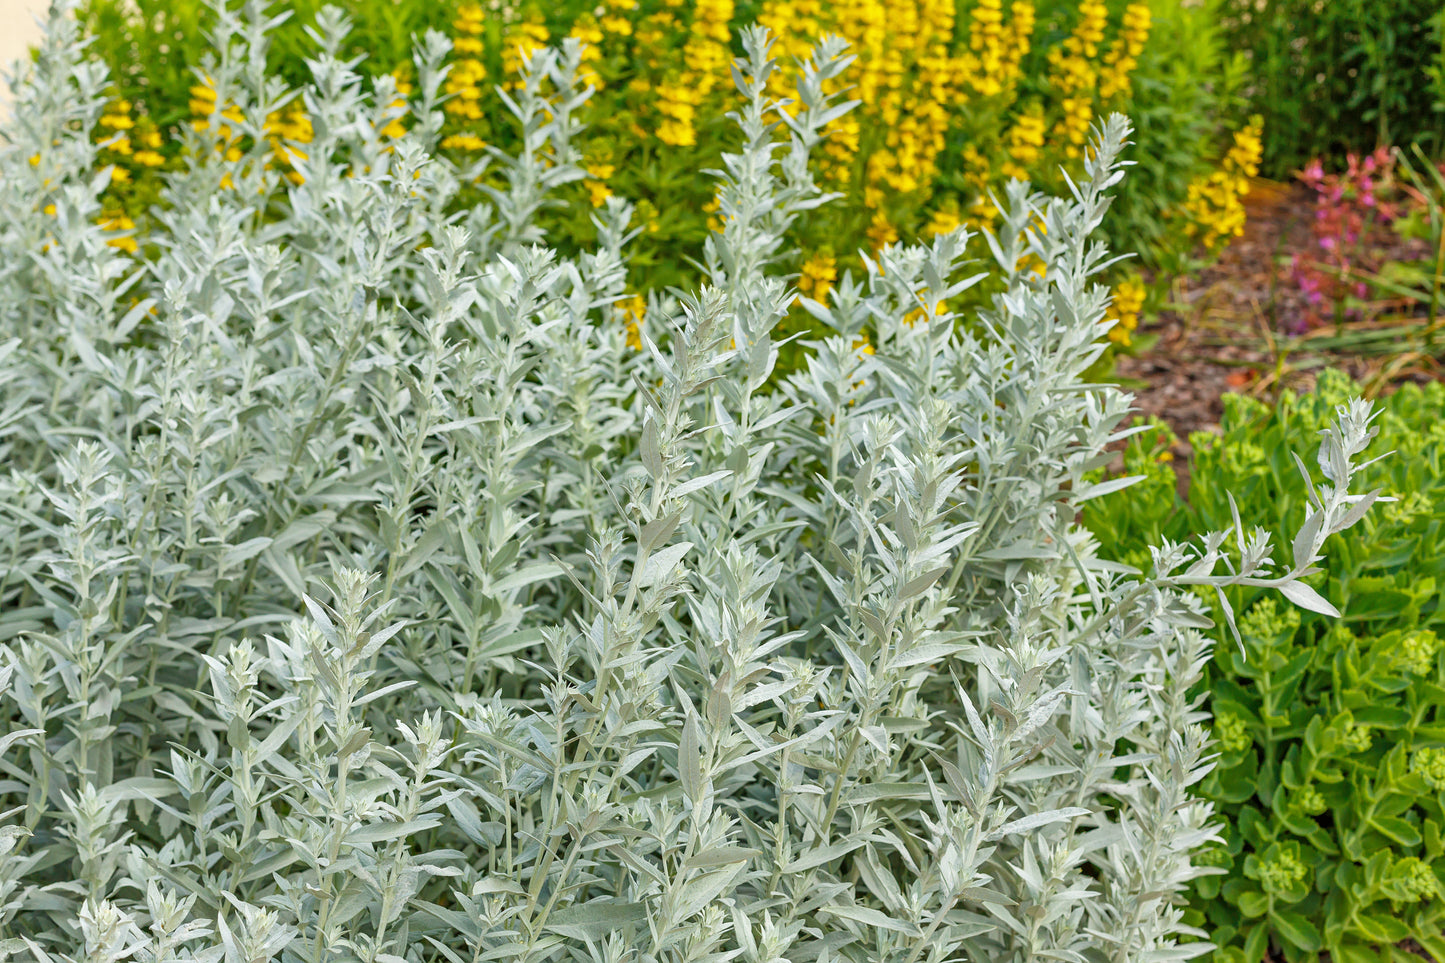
left=797, top=251, right=838, bottom=301
left=391, top=65, right=414, bottom=97
left=867, top=210, right=899, bottom=250
left=453, top=2, right=485, bottom=35
left=1105, top=278, right=1145, bottom=345
left=1182, top=116, right=1263, bottom=251
left=440, top=133, right=488, bottom=151
left=923, top=205, right=962, bottom=237
left=43, top=203, right=56, bottom=217
left=1099, top=2, right=1150, bottom=100
left=620, top=294, right=645, bottom=350
left=28, top=153, right=40, bottom=167
left=903, top=299, right=949, bottom=327
left=585, top=180, right=613, bottom=207
left=98, top=211, right=138, bottom=254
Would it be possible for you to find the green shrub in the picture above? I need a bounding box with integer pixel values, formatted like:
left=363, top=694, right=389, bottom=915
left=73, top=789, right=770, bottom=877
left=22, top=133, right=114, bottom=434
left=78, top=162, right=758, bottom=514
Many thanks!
left=0, top=3, right=1378, bottom=959
left=1085, top=371, right=1445, bottom=962
left=1219, top=0, right=1445, bottom=177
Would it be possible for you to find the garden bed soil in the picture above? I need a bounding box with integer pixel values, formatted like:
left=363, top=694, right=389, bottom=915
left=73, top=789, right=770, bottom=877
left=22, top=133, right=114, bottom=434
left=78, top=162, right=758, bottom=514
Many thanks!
left=1114, top=176, right=1439, bottom=495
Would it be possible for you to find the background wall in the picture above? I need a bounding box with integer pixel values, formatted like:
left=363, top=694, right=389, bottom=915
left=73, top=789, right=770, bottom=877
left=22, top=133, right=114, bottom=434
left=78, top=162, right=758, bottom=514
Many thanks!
left=0, top=0, right=51, bottom=116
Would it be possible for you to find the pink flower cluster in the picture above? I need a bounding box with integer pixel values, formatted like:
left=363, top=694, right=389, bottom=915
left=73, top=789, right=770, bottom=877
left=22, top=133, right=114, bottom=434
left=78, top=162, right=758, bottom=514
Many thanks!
left=1288, top=147, right=1399, bottom=333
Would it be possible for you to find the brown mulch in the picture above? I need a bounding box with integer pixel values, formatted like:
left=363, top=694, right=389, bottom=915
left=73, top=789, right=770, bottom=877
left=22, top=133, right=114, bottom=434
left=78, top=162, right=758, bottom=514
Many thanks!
left=1111, top=177, right=1441, bottom=494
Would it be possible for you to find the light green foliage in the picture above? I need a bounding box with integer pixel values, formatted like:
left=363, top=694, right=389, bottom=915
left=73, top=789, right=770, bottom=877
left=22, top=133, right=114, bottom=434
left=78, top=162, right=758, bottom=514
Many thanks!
left=0, top=4, right=1378, bottom=961
left=1086, top=371, right=1445, bottom=963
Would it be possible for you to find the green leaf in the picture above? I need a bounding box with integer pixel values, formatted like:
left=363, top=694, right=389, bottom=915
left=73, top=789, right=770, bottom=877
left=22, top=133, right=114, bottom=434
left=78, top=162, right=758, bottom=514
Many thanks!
left=1370, top=815, right=1421, bottom=847
left=1235, top=891, right=1269, bottom=918
left=1273, top=911, right=1321, bottom=952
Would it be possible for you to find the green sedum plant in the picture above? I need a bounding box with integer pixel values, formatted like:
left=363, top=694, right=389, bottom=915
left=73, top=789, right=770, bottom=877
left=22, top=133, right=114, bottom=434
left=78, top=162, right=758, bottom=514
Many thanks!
left=1085, top=372, right=1445, bottom=963
left=0, top=3, right=1380, bottom=961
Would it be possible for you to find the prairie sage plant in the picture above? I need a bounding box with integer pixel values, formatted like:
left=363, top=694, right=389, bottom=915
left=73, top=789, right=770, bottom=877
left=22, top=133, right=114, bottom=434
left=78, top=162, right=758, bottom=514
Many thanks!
left=0, top=3, right=1381, bottom=961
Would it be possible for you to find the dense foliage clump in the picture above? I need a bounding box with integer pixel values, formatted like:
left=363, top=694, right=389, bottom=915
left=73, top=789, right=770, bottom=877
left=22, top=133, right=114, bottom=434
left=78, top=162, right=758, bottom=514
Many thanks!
left=1214, top=0, right=1445, bottom=176
left=0, top=4, right=1378, bottom=961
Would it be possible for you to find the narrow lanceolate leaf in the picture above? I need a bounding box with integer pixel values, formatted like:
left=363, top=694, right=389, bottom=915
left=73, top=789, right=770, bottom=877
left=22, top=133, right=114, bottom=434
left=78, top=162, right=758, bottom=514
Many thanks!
left=1278, top=579, right=1341, bottom=618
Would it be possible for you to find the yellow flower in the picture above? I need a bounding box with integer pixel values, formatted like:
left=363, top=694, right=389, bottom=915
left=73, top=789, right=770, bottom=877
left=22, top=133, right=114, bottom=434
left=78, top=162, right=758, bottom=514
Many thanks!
left=619, top=294, right=645, bottom=350
left=501, top=18, right=551, bottom=90
left=98, top=211, right=137, bottom=253
left=390, top=65, right=414, bottom=97
left=601, top=14, right=633, bottom=35
left=1183, top=116, right=1263, bottom=251
left=903, top=299, right=949, bottom=326
left=1099, top=3, right=1150, bottom=100
left=1105, top=278, right=1145, bottom=345
left=585, top=180, right=613, bottom=207
left=867, top=210, right=898, bottom=250
left=959, top=0, right=1030, bottom=97
left=133, top=150, right=165, bottom=168
left=797, top=251, right=837, bottom=301
left=108, top=165, right=132, bottom=183
left=923, top=205, right=962, bottom=237
left=1001, top=106, right=1045, bottom=180
left=441, top=133, right=487, bottom=151
left=453, top=3, right=484, bottom=35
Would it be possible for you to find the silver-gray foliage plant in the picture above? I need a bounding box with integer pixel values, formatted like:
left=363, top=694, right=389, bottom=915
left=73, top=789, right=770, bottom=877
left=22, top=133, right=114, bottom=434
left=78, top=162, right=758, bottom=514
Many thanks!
left=0, top=2, right=1382, bottom=962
